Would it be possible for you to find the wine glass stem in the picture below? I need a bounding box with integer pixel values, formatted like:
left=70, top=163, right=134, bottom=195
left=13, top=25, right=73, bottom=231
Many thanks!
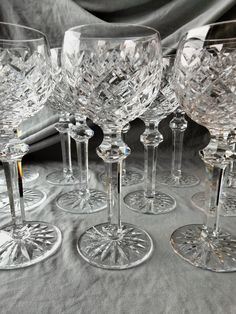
left=60, top=131, right=73, bottom=177
left=3, top=159, right=25, bottom=226
left=97, top=131, right=129, bottom=228
left=144, top=145, right=157, bottom=198
left=141, top=121, right=163, bottom=198
left=201, top=135, right=229, bottom=235
left=170, top=110, right=187, bottom=179
left=75, top=139, right=89, bottom=192
left=204, top=164, right=227, bottom=234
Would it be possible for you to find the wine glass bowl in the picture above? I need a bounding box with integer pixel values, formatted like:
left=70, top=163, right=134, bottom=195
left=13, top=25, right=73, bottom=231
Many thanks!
left=63, top=23, right=162, bottom=269
left=170, top=21, right=236, bottom=272
left=0, top=23, right=61, bottom=269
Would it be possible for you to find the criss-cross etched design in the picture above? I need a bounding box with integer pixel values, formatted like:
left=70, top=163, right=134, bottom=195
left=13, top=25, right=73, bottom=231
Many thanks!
left=176, top=45, right=236, bottom=134
left=142, top=55, right=178, bottom=122
left=63, top=39, right=162, bottom=129
left=0, top=48, right=51, bottom=132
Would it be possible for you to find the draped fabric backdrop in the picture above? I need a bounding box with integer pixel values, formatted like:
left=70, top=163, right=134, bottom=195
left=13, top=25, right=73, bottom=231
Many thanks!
left=0, top=0, right=235, bottom=155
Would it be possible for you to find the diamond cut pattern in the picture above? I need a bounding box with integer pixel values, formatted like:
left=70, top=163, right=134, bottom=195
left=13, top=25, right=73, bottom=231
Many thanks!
left=0, top=47, right=51, bottom=132
left=63, top=39, right=162, bottom=129
left=175, top=45, right=236, bottom=133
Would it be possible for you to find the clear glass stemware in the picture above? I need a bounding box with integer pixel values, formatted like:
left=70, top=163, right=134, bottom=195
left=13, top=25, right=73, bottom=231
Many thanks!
left=48, top=48, right=107, bottom=214
left=124, top=50, right=178, bottom=214
left=63, top=23, right=162, bottom=269
left=170, top=21, right=236, bottom=272
left=0, top=22, right=62, bottom=269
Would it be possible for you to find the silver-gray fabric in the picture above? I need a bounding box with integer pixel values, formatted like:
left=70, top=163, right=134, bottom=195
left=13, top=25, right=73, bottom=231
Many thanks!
left=0, top=156, right=236, bottom=314
left=0, top=0, right=235, bottom=151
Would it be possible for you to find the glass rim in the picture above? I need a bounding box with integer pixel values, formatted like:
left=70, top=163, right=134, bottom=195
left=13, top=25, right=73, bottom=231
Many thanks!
left=65, top=23, right=160, bottom=41
left=185, top=19, right=236, bottom=42
left=0, top=21, right=47, bottom=43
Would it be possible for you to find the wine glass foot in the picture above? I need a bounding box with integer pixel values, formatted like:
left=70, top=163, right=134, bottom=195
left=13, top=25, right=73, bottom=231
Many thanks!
left=46, top=169, right=80, bottom=185
left=191, top=191, right=236, bottom=216
left=0, top=221, right=62, bottom=269
left=56, top=189, right=107, bottom=214
left=170, top=224, right=236, bottom=272
left=0, top=167, right=40, bottom=185
left=77, top=222, right=153, bottom=270
left=0, top=189, right=47, bottom=211
left=124, top=190, right=176, bottom=214
left=158, top=170, right=200, bottom=187
left=100, top=168, right=144, bottom=186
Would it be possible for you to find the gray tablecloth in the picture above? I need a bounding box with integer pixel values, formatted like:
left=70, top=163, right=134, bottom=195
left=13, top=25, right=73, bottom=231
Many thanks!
left=0, top=149, right=236, bottom=314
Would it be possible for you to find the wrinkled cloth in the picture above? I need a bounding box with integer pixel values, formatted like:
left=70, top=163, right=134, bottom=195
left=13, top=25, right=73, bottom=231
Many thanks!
left=0, top=0, right=235, bottom=152
left=0, top=154, right=236, bottom=314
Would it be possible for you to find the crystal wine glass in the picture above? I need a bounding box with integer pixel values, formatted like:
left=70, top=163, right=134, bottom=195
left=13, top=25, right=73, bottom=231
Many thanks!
left=0, top=22, right=62, bottom=269
left=158, top=105, right=200, bottom=187
left=170, top=20, right=236, bottom=272
left=48, top=48, right=107, bottom=214
left=124, top=49, right=178, bottom=214
left=63, top=23, right=162, bottom=269
left=46, top=48, right=79, bottom=186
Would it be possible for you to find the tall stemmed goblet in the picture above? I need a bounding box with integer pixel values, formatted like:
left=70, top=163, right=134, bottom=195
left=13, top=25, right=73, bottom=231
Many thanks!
left=48, top=48, right=107, bottom=214
left=63, top=23, right=162, bottom=269
left=46, top=48, right=79, bottom=186
left=124, top=50, right=178, bottom=214
left=0, top=22, right=61, bottom=269
left=158, top=106, right=200, bottom=187
left=170, top=21, right=236, bottom=272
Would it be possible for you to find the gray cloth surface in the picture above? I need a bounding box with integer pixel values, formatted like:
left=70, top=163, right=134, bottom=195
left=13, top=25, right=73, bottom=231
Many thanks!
left=0, top=152, right=236, bottom=314
left=0, top=0, right=236, bottom=152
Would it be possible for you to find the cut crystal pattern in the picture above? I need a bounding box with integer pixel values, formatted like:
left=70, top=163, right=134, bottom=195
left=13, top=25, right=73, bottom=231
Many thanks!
left=158, top=170, right=199, bottom=187
left=0, top=189, right=46, bottom=211
left=171, top=224, right=236, bottom=272
left=0, top=222, right=61, bottom=269
left=56, top=189, right=106, bottom=214
left=77, top=223, right=153, bottom=269
left=124, top=190, right=176, bottom=214
left=175, top=44, right=236, bottom=134
left=141, top=55, right=178, bottom=123
left=0, top=48, right=51, bottom=132
left=63, top=39, right=162, bottom=129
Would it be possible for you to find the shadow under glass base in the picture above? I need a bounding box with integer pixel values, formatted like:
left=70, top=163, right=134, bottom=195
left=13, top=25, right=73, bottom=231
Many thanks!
left=0, top=221, right=62, bottom=269
left=100, top=168, right=144, bottom=186
left=46, top=169, right=80, bottom=186
left=124, top=190, right=176, bottom=215
left=191, top=191, right=236, bottom=216
left=56, top=189, right=107, bottom=214
left=77, top=222, right=153, bottom=270
left=0, top=189, right=47, bottom=211
left=170, top=224, right=236, bottom=272
left=158, top=170, right=200, bottom=188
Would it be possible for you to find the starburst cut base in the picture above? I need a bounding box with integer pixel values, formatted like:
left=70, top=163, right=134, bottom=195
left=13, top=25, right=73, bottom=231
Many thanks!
left=158, top=171, right=200, bottom=188
left=77, top=222, right=153, bottom=270
left=0, top=221, right=62, bottom=269
left=56, top=189, right=107, bottom=214
left=170, top=224, right=236, bottom=272
left=0, top=189, right=47, bottom=211
left=124, top=190, right=176, bottom=214
left=100, top=168, right=144, bottom=186
left=46, top=169, right=80, bottom=186
left=191, top=191, right=236, bottom=216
